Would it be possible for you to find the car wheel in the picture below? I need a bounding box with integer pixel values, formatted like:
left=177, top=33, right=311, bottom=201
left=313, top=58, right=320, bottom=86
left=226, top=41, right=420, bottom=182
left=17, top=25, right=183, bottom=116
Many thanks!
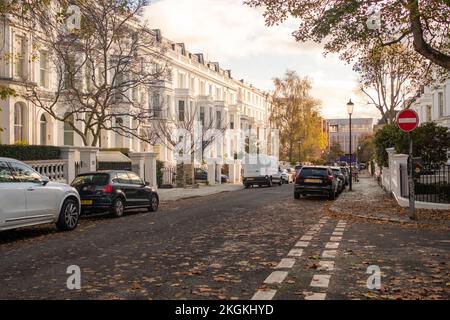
left=110, top=197, right=125, bottom=218
left=279, top=180, right=283, bottom=186
left=56, top=198, right=80, bottom=231
left=148, top=195, right=159, bottom=212
left=294, top=192, right=300, bottom=200
left=268, top=178, right=273, bottom=187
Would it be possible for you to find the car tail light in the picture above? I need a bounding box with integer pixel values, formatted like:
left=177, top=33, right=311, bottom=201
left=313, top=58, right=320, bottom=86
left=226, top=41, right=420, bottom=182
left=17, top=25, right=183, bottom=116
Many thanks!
left=101, top=184, right=113, bottom=193
left=295, top=174, right=303, bottom=184
left=327, top=175, right=334, bottom=184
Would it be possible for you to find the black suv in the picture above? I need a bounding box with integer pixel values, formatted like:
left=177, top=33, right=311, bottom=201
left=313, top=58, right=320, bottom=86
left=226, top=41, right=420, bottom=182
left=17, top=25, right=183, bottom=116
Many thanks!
left=294, top=166, right=339, bottom=200
left=71, top=171, right=159, bottom=217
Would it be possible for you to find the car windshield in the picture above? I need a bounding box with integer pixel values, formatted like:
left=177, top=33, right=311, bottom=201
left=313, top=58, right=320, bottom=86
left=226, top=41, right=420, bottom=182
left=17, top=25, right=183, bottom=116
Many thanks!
left=301, top=168, right=327, bottom=176
left=72, top=174, right=110, bottom=186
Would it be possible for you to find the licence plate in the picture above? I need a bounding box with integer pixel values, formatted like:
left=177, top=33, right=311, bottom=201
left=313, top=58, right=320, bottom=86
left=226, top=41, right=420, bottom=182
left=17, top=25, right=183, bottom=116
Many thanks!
left=247, top=178, right=254, bottom=181
left=81, top=200, right=93, bottom=205
left=304, top=179, right=321, bottom=183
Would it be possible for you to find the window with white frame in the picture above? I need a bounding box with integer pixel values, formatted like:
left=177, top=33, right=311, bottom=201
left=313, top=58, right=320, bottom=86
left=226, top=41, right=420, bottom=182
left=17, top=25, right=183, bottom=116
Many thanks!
left=14, top=35, right=26, bottom=79
left=178, top=100, right=185, bottom=121
left=39, top=51, right=48, bottom=87
left=200, top=106, right=205, bottom=126
left=151, top=93, right=161, bottom=117
left=216, top=110, right=221, bottom=129
left=438, top=92, right=444, bottom=117
left=14, top=103, right=24, bottom=142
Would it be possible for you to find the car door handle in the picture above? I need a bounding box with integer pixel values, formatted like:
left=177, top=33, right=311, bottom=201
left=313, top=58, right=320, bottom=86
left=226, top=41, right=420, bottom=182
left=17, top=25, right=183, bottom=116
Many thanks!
left=27, top=187, right=36, bottom=191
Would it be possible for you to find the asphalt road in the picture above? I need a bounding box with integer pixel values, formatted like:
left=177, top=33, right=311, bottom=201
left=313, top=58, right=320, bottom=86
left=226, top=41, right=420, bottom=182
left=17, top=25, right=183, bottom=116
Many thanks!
left=0, top=184, right=448, bottom=300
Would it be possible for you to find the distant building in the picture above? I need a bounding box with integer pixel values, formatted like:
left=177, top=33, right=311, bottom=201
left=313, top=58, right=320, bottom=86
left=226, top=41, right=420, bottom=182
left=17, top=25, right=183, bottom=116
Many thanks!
left=327, top=118, right=374, bottom=154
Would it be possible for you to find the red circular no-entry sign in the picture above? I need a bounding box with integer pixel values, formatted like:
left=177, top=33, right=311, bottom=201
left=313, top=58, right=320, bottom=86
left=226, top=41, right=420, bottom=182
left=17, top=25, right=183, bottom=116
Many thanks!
left=397, top=109, right=419, bottom=132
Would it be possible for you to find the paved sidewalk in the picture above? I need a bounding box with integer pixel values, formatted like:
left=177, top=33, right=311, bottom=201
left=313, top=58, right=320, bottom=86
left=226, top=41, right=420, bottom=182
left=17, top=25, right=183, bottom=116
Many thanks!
left=329, top=173, right=450, bottom=227
left=158, top=183, right=244, bottom=202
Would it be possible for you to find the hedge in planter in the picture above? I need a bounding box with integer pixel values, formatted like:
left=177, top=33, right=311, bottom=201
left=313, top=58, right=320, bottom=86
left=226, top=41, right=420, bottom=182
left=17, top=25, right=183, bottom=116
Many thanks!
left=0, top=145, right=60, bottom=161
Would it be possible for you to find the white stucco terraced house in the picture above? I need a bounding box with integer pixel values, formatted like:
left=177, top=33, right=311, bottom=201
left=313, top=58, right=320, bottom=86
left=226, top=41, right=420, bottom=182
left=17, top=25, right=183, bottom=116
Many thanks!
left=411, top=78, right=450, bottom=130
left=0, top=8, right=273, bottom=169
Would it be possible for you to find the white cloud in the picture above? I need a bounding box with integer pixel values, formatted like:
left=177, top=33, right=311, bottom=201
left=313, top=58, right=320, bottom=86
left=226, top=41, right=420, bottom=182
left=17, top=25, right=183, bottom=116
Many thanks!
left=145, top=0, right=321, bottom=60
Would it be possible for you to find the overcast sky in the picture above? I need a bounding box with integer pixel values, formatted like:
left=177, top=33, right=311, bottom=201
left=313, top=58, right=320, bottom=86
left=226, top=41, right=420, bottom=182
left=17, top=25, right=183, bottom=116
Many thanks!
left=144, top=0, right=381, bottom=121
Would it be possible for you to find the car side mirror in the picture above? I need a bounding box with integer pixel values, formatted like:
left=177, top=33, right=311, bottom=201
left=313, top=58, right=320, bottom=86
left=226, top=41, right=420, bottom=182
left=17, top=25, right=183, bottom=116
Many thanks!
left=41, top=176, right=50, bottom=186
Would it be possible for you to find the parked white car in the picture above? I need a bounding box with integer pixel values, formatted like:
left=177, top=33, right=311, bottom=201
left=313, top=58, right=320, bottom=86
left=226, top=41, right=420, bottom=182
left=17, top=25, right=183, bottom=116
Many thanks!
left=0, top=157, right=81, bottom=232
left=281, top=168, right=294, bottom=184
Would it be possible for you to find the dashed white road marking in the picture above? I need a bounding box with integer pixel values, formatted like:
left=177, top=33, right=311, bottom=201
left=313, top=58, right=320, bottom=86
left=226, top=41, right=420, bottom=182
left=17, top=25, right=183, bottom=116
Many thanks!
left=322, top=250, right=337, bottom=259
left=304, top=291, right=327, bottom=300
left=332, top=231, right=343, bottom=236
left=287, top=248, right=304, bottom=257
left=318, top=261, right=335, bottom=271
left=300, top=235, right=313, bottom=241
left=276, top=258, right=296, bottom=269
left=295, top=241, right=309, bottom=248
left=330, top=236, right=342, bottom=242
left=325, top=242, right=340, bottom=249
left=264, top=271, right=289, bottom=284
left=310, top=275, right=331, bottom=288
left=251, top=289, right=277, bottom=300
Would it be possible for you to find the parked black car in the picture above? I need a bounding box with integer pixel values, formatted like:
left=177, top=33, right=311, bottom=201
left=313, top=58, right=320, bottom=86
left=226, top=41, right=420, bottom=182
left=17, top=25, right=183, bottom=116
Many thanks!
left=194, top=168, right=229, bottom=183
left=294, top=166, right=339, bottom=200
left=71, top=171, right=159, bottom=217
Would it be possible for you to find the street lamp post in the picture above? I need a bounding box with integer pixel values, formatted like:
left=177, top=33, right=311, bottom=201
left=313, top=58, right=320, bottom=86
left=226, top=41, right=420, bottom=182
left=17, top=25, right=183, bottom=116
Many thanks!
left=347, top=99, right=354, bottom=191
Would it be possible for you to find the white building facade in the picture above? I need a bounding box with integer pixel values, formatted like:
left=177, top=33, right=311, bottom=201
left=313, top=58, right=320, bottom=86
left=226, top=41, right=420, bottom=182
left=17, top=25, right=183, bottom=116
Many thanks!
left=0, top=15, right=272, bottom=167
left=411, top=79, right=450, bottom=129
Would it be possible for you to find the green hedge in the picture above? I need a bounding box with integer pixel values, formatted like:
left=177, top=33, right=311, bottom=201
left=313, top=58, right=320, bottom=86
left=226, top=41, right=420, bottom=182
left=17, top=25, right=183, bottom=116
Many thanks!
left=0, top=145, right=60, bottom=161
left=157, top=160, right=164, bottom=187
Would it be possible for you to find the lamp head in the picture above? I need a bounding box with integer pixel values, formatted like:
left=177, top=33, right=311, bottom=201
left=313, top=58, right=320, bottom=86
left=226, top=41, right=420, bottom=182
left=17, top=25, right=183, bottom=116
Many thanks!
left=347, top=99, right=354, bottom=115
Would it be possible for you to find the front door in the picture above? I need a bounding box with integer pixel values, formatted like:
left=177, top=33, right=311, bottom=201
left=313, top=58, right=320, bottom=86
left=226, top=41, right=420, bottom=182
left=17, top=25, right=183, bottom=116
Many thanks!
left=0, top=161, right=27, bottom=228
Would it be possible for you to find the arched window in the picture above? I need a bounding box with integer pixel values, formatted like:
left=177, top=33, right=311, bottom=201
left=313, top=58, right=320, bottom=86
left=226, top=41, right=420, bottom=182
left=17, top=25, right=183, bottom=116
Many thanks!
left=14, top=103, right=24, bottom=143
left=40, top=114, right=47, bottom=145
left=63, top=113, right=74, bottom=146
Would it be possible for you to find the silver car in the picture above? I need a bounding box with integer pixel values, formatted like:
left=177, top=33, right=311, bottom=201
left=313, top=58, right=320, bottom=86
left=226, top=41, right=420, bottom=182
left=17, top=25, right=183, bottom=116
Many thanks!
left=0, top=157, right=81, bottom=232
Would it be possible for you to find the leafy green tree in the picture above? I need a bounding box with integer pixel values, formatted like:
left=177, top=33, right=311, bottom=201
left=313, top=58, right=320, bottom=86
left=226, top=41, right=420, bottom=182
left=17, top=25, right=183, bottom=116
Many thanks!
left=374, top=122, right=450, bottom=167
left=397, top=122, right=450, bottom=166
left=373, top=123, right=403, bottom=167
left=357, top=135, right=375, bottom=163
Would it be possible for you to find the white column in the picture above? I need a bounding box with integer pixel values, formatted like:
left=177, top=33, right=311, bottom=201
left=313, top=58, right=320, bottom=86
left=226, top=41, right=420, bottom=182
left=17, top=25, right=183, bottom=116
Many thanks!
left=144, top=152, right=158, bottom=188
left=130, top=152, right=146, bottom=180
left=207, top=163, right=216, bottom=185
left=60, top=146, right=77, bottom=183
left=391, top=154, right=409, bottom=198
left=78, top=146, right=99, bottom=174
left=386, top=147, right=396, bottom=193
left=130, top=152, right=158, bottom=188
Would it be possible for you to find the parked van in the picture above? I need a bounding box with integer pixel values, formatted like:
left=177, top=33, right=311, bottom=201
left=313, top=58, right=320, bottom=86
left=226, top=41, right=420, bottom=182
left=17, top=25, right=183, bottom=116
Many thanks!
left=242, top=154, right=282, bottom=188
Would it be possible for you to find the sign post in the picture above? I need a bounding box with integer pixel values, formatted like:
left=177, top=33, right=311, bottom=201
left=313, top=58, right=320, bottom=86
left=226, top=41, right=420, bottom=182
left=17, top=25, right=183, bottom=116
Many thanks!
left=397, top=109, right=419, bottom=220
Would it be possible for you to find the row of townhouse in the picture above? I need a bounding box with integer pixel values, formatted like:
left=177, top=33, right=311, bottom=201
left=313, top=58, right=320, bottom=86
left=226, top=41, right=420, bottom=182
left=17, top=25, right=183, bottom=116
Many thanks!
left=411, top=78, right=450, bottom=129
left=0, top=11, right=272, bottom=167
